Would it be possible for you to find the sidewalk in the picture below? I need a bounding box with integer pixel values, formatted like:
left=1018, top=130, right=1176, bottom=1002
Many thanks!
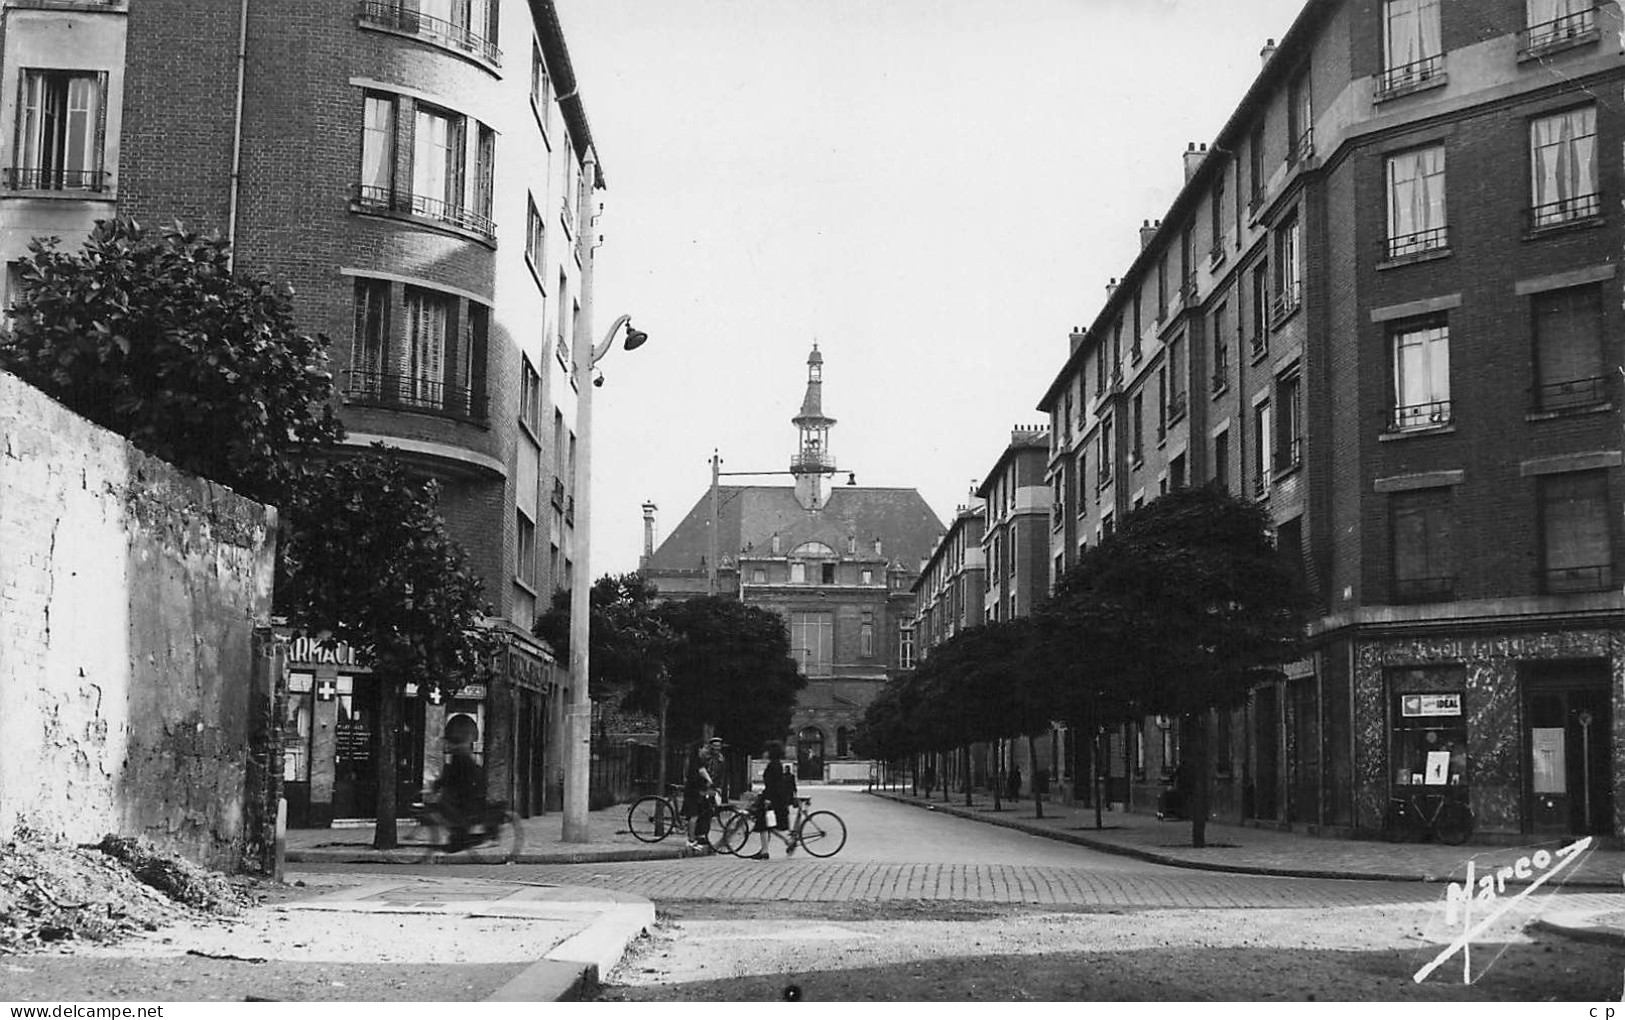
left=285, top=800, right=688, bottom=866
left=2, top=871, right=654, bottom=1002
left=871, top=786, right=1625, bottom=890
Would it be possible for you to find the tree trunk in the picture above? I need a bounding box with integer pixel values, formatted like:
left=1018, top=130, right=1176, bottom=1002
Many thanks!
left=1028, top=734, right=1043, bottom=819
left=962, top=745, right=972, bottom=807
left=655, top=683, right=669, bottom=796
left=1093, top=726, right=1104, bottom=830
left=991, top=741, right=1002, bottom=811
left=372, top=677, right=402, bottom=850
left=1188, top=710, right=1211, bottom=849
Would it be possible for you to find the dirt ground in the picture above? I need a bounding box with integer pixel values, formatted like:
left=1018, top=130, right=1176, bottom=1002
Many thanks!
left=596, top=900, right=1625, bottom=1002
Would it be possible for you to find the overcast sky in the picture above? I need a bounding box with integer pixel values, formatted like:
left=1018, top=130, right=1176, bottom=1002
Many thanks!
left=554, top=0, right=1310, bottom=577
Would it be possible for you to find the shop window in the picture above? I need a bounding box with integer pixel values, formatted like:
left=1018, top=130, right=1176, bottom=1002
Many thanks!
left=1390, top=687, right=1467, bottom=790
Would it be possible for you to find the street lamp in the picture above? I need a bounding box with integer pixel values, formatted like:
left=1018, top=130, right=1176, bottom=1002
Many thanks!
left=562, top=311, right=647, bottom=842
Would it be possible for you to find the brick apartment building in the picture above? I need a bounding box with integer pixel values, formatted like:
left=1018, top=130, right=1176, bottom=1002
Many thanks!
left=0, top=0, right=604, bottom=825
left=641, top=347, right=945, bottom=779
left=1039, top=0, right=1622, bottom=840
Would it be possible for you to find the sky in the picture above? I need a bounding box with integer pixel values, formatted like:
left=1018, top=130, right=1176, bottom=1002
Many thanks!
left=555, top=0, right=1311, bottom=577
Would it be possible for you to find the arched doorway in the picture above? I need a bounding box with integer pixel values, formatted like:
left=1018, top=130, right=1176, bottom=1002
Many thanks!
left=797, top=726, right=825, bottom=781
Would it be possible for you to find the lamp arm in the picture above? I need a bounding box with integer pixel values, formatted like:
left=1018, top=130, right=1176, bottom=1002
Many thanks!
left=591, top=313, right=632, bottom=367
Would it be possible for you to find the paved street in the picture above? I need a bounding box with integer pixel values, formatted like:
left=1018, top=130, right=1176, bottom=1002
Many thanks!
left=310, top=788, right=1619, bottom=915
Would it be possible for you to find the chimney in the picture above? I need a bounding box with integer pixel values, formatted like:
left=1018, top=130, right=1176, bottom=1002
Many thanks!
left=1140, top=218, right=1160, bottom=248
left=640, top=500, right=658, bottom=568
left=873, top=536, right=883, bottom=556
left=1184, top=142, right=1208, bottom=182
left=1069, top=325, right=1087, bottom=353
left=1260, top=37, right=1277, bottom=67
left=1105, top=277, right=1118, bottom=298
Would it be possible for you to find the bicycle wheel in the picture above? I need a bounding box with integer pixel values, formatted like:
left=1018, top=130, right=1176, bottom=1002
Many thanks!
left=1433, top=800, right=1473, bottom=846
left=627, top=796, right=680, bottom=843
left=709, top=805, right=741, bottom=850
left=1382, top=801, right=1420, bottom=844
left=385, top=812, right=443, bottom=864
left=716, top=811, right=754, bottom=856
left=796, top=810, right=847, bottom=858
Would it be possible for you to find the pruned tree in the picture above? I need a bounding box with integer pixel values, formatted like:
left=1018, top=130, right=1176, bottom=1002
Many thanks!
left=0, top=217, right=343, bottom=503
left=1038, top=486, right=1310, bottom=846
left=276, top=449, right=502, bottom=849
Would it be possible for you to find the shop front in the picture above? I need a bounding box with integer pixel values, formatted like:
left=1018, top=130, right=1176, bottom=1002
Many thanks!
left=281, top=634, right=487, bottom=828
left=1353, top=628, right=1622, bottom=839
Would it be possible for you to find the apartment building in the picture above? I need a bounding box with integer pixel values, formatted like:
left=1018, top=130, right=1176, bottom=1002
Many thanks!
left=1040, top=0, right=1622, bottom=839
left=641, top=347, right=944, bottom=779
left=912, top=496, right=987, bottom=657
left=0, top=0, right=603, bottom=825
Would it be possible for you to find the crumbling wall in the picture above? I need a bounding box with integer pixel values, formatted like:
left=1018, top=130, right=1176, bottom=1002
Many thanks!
left=0, top=372, right=277, bottom=871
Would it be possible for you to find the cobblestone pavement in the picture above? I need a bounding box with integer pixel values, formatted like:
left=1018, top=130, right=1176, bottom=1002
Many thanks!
left=315, top=789, right=1625, bottom=917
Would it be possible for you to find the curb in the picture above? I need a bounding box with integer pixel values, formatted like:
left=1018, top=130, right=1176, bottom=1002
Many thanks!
left=285, top=845, right=687, bottom=866
left=485, top=901, right=656, bottom=1002
left=871, top=791, right=1620, bottom=889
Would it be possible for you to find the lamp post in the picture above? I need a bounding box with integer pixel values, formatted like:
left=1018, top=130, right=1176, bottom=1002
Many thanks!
left=563, top=154, right=649, bottom=842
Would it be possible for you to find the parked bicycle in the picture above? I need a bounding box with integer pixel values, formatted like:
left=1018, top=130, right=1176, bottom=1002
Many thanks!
left=626, top=784, right=742, bottom=850
left=716, top=796, right=847, bottom=858
left=384, top=797, right=524, bottom=863
left=1383, top=789, right=1473, bottom=845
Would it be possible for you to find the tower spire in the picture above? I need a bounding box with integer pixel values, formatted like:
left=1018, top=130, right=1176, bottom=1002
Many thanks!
left=790, top=343, right=836, bottom=509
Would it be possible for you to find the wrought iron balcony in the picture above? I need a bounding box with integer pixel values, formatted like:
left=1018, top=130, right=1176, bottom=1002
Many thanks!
left=1390, top=399, right=1452, bottom=432
left=1377, top=54, right=1444, bottom=99
left=1168, top=390, right=1188, bottom=423
left=356, top=0, right=502, bottom=65
left=1519, top=7, right=1597, bottom=58
left=1271, top=280, right=1302, bottom=323
left=1393, top=575, right=1455, bottom=604
left=1249, top=328, right=1268, bottom=359
left=1528, top=192, right=1601, bottom=230
left=343, top=370, right=488, bottom=423
left=1542, top=562, right=1613, bottom=594
left=352, top=183, right=496, bottom=242
left=1386, top=224, right=1448, bottom=260
left=791, top=450, right=837, bottom=472
left=1211, top=367, right=1228, bottom=394
left=4, top=167, right=108, bottom=192
left=551, top=476, right=566, bottom=509
left=1289, top=128, right=1314, bottom=165
left=1209, top=241, right=1226, bottom=268
left=1534, top=374, right=1611, bottom=413
left=565, top=494, right=575, bottom=525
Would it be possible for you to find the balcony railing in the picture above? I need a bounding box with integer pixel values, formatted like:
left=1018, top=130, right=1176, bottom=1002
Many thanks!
left=1098, top=463, right=1114, bottom=489
left=1393, top=575, right=1455, bottom=604
left=1289, top=128, right=1314, bottom=165
left=357, top=0, right=502, bottom=65
left=565, top=495, right=575, bottom=525
left=1377, top=54, right=1444, bottom=98
left=1168, top=390, right=1188, bottom=423
left=1390, top=399, right=1452, bottom=432
left=1535, top=374, right=1611, bottom=413
left=1271, top=280, right=1302, bottom=323
left=1542, top=562, right=1613, bottom=594
left=1272, top=437, right=1303, bottom=473
left=352, top=183, right=496, bottom=242
left=561, top=196, right=576, bottom=236
left=1209, top=241, right=1226, bottom=268
left=1519, top=7, right=1597, bottom=58
left=1386, top=225, right=1448, bottom=260
left=1249, top=328, right=1268, bottom=359
left=551, top=476, right=566, bottom=509
left=1211, top=367, right=1228, bottom=395
left=1528, top=192, right=1600, bottom=230
left=343, top=370, right=488, bottom=423
left=4, top=167, right=108, bottom=192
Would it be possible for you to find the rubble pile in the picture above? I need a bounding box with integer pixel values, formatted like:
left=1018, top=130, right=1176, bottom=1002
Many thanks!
left=0, top=828, right=246, bottom=953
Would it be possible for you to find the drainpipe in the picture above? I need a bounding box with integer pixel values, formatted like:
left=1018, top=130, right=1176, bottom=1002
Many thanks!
left=225, top=0, right=250, bottom=270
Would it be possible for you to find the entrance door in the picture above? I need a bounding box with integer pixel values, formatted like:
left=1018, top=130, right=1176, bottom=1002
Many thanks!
left=331, top=677, right=375, bottom=820
left=1253, top=685, right=1280, bottom=820
left=1526, top=666, right=1611, bottom=836
left=797, top=727, right=825, bottom=781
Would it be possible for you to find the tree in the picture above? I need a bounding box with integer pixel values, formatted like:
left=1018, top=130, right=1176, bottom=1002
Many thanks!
left=1037, top=486, right=1310, bottom=846
left=276, top=449, right=502, bottom=849
left=0, top=217, right=343, bottom=503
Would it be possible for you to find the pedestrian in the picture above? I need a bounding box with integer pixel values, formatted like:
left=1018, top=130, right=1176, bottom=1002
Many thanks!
left=434, top=723, right=486, bottom=852
left=681, top=742, right=715, bottom=852
left=695, top=735, right=728, bottom=846
left=1007, top=763, right=1022, bottom=802
left=748, top=742, right=797, bottom=860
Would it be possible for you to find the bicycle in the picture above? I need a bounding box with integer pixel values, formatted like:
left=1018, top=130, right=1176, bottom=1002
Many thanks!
left=716, top=795, right=847, bottom=858
left=384, top=797, right=524, bottom=863
left=626, top=785, right=742, bottom=850
left=1383, top=789, right=1473, bottom=846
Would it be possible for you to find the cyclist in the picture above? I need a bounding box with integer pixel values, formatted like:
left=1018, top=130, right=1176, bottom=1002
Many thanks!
left=682, top=741, right=716, bottom=852
left=747, top=742, right=798, bottom=860
left=435, top=724, right=486, bottom=852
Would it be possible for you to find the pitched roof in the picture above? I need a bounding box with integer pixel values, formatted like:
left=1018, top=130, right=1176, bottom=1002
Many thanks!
left=646, top=485, right=946, bottom=576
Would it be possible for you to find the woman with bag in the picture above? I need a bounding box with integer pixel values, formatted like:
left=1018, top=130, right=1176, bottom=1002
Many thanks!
left=748, top=741, right=797, bottom=860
